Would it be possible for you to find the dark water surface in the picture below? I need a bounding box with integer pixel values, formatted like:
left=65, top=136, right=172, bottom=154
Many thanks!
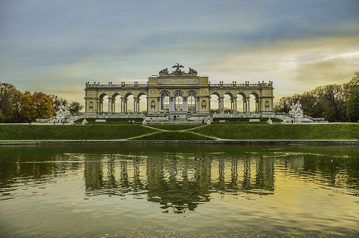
left=1, top=145, right=359, bottom=237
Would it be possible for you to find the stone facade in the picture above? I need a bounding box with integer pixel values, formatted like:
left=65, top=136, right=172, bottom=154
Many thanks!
left=84, top=64, right=274, bottom=118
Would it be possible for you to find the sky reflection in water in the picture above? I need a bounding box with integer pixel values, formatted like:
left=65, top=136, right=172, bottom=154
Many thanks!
left=0, top=145, right=359, bottom=237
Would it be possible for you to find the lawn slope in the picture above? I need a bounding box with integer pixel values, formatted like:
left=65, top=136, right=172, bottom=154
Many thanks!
left=192, top=124, right=359, bottom=140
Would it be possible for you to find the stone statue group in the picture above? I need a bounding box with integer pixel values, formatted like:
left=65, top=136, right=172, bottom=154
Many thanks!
left=289, top=100, right=304, bottom=118
left=55, top=102, right=73, bottom=124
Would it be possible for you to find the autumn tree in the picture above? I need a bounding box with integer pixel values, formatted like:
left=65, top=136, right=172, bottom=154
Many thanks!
left=0, top=83, right=23, bottom=122
left=19, top=91, right=55, bottom=122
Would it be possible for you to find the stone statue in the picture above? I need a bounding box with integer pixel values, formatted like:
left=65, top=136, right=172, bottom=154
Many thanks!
left=289, top=100, right=303, bottom=118
left=159, top=64, right=198, bottom=76
left=159, top=68, right=169, bottom=76
left=56, top=102, right=71, bottom=123
left=188, top=67, right=198, bottom=76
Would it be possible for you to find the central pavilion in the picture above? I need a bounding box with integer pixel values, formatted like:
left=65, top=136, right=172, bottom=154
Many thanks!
left=84, top=64, right=274, bottom=122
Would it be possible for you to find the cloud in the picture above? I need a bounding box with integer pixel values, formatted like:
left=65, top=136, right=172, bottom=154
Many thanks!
left=1, top=0, right=359, bottom=104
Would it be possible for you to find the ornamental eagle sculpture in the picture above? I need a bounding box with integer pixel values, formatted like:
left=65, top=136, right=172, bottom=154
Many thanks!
left=158, top=63, right=198, bottom=76
left=172, top=63, right=184, bottom=72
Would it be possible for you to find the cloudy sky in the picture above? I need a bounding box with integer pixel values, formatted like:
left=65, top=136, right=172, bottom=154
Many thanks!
left=1, top=0, right=358, bottom=104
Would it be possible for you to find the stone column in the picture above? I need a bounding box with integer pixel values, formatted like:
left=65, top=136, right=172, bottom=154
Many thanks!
left=133, top=97, right=138, bottom=113
left=120, top=97, right=125, bottom=113
left=96, top=99, right=99, bottom=113
left=196, top=97, right=200, bottom=112
left=243, top=98, right=246, bottom=113
left=112, top=99, right=116, bottom=113
left=108, top=98, right=112, bottom=113
left=258, top=98, right=262, bottom=112
left=169, top=97, right=174, bottom=112
left=137, top=98, right=141, bottom=113
left=157, top=97, right=161, bottom=112
left=219, top=97, right=224, bottom=113
left=233, top=97, right=237, bottom=113
left=246, top=97, right=251, bottom=113
left=183, top=97, right=188, bottom=112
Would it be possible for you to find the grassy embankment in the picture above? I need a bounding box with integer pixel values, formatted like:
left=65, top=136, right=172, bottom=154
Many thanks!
left=0, top=124, right=154, bottom=140
left=0, top=124, right=358, bottom=141
left=192, top=124, right=359, bottom=140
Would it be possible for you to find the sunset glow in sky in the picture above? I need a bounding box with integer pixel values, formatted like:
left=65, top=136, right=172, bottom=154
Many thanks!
left=1, top=0, right=358, bottom=103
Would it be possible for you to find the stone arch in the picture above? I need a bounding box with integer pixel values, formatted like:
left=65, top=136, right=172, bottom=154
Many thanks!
left=187, top=90, right=197, bottom=112
left=186, top=89, right=198, bottom=96
left=236, top=92, right=246, bottom=113
left=159, top=90, right=171, bottom=96
left=173, top=91, right=184, bottom=111
left=160, top=90, right=170, bottom=111
left=123, top=92, right=135, bottom=113
left=249, top=92, right=260, bottom=113
left=210, top=92, right=221, bottom=113
left=98, top=92, right=109, bottom=113
left=223, top=91, right=234, bottom=113
left=111, top=92, right=121, bottom=113
left=137, top=91, right=147, bottom=113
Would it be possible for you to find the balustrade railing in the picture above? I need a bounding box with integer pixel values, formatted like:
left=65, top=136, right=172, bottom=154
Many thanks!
left=86, top=83, right=272, bottom=88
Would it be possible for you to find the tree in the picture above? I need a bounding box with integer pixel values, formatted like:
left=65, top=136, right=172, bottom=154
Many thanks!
left=49, top=94, right=67, bottom=112
left=275, top=82, right=348, bottom=122
left=19, top=91, right=55, bottom=122
left=0, top=83, right=22, bottom=122
left=345, top=73, right=359, bottom=122
left=68, top=101, right=83, bottom=115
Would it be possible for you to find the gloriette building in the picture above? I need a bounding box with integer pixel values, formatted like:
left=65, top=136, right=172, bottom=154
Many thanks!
left=84, top=64, right=274, bottom=122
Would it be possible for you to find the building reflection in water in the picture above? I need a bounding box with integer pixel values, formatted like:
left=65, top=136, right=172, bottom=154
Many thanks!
left=83, top=153, right=275, bottom=212
left=2, top=148, right=358, bottom=213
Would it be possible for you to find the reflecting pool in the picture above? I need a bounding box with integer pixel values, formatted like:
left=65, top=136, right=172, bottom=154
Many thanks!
left=1, top=145, right=359, bottom=237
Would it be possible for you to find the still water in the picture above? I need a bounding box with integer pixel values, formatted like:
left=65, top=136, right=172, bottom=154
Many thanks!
left=1, top=145, right=359, bottom=237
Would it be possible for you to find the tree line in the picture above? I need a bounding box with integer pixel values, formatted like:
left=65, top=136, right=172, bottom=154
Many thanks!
left=0, top=82, right=83, bottom=123
left=274, top=73, right=359, bottom=122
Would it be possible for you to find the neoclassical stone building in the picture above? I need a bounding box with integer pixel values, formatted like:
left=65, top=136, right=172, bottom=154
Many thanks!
left=84, top=64, right=274, bottom=120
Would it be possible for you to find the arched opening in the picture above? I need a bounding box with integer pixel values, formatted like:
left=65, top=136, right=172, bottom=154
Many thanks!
left=210, top=93, right=220, bottom=114
left=249, top=93, right=259, bottom=113
left=138, top=93, right=147, bottom=113
left=223, top=93, right=233, bottom=113
left=125, top=94, right=134, bottom=113
left=112, top=93, right=121, bottom=113
left=160, top=91, right=170, bottom=112
left=99, top=94, right=109, bottom=113
left=236, top=94, right=245, bottom=113
left=174, top=91, right=183, bottom=111
left=187, top=91, right=196, bottom=112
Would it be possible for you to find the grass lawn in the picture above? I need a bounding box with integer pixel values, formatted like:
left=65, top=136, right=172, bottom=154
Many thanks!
left=0, top=123, right=358, bottom=141
left=192, top=124, right=359, bottom=140
left=0, top=124, right=155, bottom=140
